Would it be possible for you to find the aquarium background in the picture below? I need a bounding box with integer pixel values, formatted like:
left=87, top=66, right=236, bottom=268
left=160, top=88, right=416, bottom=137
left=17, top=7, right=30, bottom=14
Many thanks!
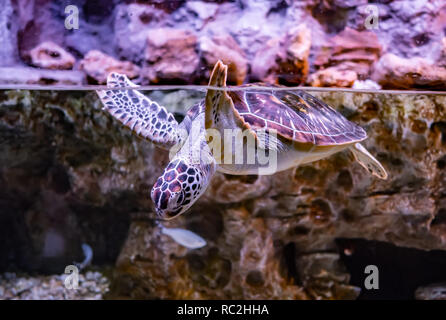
left=0, top=0, right=446, bottom=300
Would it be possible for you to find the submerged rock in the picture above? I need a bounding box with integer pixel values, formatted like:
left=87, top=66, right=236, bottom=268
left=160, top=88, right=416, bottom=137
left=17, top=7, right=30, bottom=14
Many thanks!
left=0, top=0, right=446, bottom=300
left=1, top=89, right=445, bottom=299
left=0, top=271, right=110, bottom=300
left=112, top=91, right=446, bottom=299
left=297, top=253, right=360, bottom=300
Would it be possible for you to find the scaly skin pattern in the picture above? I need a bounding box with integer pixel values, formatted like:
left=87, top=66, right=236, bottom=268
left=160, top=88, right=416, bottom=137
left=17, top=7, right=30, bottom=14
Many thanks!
left=151, top=158, right=211, bottom=219
left=96, top=72, right=179, bottom=149
left=151, top=110, right=217, bottom=220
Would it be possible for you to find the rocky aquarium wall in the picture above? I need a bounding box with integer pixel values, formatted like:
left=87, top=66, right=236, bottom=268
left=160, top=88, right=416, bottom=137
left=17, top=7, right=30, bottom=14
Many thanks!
left=0, top=0, right=446, bottom=300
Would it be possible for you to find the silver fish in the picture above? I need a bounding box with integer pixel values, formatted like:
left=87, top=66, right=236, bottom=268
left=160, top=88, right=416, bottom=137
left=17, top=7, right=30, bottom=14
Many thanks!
left=74, top=243, right=93, bottom=270
left=161, top=227, right=207, bottom=249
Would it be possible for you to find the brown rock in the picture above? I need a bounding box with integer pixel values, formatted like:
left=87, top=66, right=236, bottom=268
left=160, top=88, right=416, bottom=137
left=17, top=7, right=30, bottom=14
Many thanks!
left=315, top=27, right=381, bottom=68
left=199, top=34, right=248, bottom=85
left=311, top=27, right=382, bottom=85
left=438, top=37, right=446, bottom=68
left=186, top=1, right=219, bottom=21
left=371, top=53, right=446, bottom=90
left=297, top=253, right=360, bottom=299
left=25, top=41, right=75, bottom=70
left=147, top=0, right=184, bottom=13
left=79, top=50, right=140, bottom=84
left=143, top=28, right=199, bottom=83
left=233, top=215, right=308, bottom=299
left=308, top=65, right=358, bottom=87
left=4, top=0, right=446, bottom=301
left=251, top=25, right=311, bottom=84
left=113, top=208, right=309, bottom=299
left=205, top=173, right=270, bottom=204
left=2, top=89, right=446, bottom=299
left=108, top=90, right=446, bottom=299
left=114, top=4, right=168, bottom=63
left=142, top=28, right=199, bottom=83
left=0, top=0, right=18, bottom=66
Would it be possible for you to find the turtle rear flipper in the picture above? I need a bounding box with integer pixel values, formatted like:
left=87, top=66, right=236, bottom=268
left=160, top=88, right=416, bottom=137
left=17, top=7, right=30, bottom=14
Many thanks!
left=350, top=143, right=388, bottom=180
left=96, top=73, right=180, bottom=149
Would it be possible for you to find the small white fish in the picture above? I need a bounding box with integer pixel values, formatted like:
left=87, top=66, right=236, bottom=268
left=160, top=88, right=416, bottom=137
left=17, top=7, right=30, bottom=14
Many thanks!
left=161, top=227, right=207, bottom=249
left=74, top=243, right=93, bottom=270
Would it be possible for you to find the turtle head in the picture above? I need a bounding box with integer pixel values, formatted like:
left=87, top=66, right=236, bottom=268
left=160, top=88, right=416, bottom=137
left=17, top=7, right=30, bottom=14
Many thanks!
left=151, top=159, right=203, bottom=220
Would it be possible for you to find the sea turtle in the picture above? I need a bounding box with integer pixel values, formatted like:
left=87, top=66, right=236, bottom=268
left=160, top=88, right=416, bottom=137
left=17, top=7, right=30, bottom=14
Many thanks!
left=96, top=60, right=387, bottom=220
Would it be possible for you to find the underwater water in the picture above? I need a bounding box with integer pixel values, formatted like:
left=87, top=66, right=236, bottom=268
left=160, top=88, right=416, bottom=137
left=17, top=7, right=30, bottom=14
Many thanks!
left=0, top=86, right=445, bottom=300
left=1, top=0, right=446, bottom=306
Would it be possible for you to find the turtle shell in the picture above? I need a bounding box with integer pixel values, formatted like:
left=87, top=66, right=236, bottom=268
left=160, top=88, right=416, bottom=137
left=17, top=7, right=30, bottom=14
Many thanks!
left=228, top=89, right=367, bottom=146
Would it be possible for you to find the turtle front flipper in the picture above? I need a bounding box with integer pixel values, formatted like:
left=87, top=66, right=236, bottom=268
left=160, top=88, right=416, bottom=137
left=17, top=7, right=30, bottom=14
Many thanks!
left=350, top=143, right=388, bottom=179
left=96, top=73, right=180, bottom=149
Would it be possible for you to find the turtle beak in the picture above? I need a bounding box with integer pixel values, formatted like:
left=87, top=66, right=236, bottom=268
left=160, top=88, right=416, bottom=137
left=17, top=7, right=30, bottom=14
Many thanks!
left=155, top=199, right=185, bottom=220
left=155, top=207, right=164, bottom=217
left=155, top=207, right=174, bottom=220
left=157, top=209, right=183, bottom=220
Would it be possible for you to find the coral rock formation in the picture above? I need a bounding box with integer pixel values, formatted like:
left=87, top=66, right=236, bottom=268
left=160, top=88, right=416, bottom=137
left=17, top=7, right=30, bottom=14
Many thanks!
left=25, top=41, right=75, bottom=70
left=199, top=34, right=248, bottom=85
left=80, top=50, right=140, bottom=84
left=1, top=88, right=445, bottom=299
left=251, top=25, right=311, bottom=85
left=310, top=28, right=382, bottom=87
left=0, top=1, right=444, bottom=88
left=143, top=28, right=199, bottom=84
left=371, top=53, right=446, bottom=90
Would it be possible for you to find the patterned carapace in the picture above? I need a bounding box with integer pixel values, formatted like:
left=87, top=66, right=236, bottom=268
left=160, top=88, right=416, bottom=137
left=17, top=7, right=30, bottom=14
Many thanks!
left=227, top=89, right=367, bottom=146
